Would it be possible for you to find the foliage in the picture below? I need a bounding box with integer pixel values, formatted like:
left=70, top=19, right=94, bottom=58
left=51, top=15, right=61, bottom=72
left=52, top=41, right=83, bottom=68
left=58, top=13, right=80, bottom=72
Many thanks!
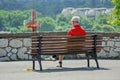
left=38, top=17, right=56, bottom=31
left=55, top=14, right=94, bottom=32
left=0, top=10, right=8, bottom=30
left=95, top=14, right=109, bottom=24
left=0, top=0, right=117, bottom=33
left=92, top=24, right=116, bottom=32
left=79, top=16, right=93, bottom=31
left=108, top=0, right=120, bottom=25
left=102, top=25, right=116, bottom=32
left=0, top=9, right=119, bottom=33
left=0, top=10, right=31, bottom=32
left=92, top=24, right=103, bottom=32
left=0, top=0, right=113, bottom=17
left=55, top=14, right=71, bottom=31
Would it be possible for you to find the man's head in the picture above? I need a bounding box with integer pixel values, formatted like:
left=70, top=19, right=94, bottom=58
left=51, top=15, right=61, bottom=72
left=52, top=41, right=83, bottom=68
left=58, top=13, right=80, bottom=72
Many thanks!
left=71, top=16, right=80, bottom=26
left=71, top=16, right=80, bottom=23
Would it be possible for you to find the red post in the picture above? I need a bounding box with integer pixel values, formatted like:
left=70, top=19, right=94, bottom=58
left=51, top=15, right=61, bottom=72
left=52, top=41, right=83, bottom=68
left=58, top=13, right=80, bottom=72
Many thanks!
left=26, top=10, right=40, bottom=32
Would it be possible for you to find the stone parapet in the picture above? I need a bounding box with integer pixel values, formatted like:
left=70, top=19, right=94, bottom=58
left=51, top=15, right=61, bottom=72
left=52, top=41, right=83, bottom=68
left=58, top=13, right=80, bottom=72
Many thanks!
left=0, top=32, right=120, bottom=61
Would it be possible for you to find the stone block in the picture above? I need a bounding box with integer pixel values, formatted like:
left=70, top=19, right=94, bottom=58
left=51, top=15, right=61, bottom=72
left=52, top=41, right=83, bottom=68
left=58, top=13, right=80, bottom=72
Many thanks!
left=5, top=47, right=12, bottom=52
left=9, top=39, right=22, bottom=48
left=0, top=56, right=9, bottom=61
left=0, top=39, right=8, bottom=47
left=11, top=48, right=18, bottom=54
left=0, top=49, right=7, bottom=57
left=103, top=47, right=110, bottom=52
left=115, top=42, right=120, bottom=47
left=107, top=41, right=114, bottom=47
left=7, top=52, right=13, bottom=57
left=23, top=38, right=31, bottom=47
left=10, top=54, right=17, bottom=60
left=114, top=48, right=120, bottom=52
left=98, top=49, right=108, bottom=55
left=17, top=47, right=28, bottom=59
left=109, top=51, right=119, bottom=57
left=102, top=41, right=106, bottom=46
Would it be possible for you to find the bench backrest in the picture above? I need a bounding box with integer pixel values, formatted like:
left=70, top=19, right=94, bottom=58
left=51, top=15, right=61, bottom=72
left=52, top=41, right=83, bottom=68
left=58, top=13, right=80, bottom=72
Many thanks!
left=31, top=34, right=102, bottom=55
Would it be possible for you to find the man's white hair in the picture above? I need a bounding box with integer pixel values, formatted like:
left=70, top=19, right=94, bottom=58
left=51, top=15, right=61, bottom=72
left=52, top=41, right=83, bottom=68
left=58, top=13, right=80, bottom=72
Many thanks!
left=71, top=16, right=80, bottom=22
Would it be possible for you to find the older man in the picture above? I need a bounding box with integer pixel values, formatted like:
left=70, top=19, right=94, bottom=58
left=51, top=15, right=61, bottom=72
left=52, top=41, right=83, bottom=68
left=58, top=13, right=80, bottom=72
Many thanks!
left=58, top=16, right=86, bottom=67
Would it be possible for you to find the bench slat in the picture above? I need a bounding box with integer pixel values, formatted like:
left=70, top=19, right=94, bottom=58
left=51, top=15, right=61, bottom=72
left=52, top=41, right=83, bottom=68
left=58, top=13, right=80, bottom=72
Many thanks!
left=31, top=35, right=102, bottom=55
left=32, top=37, right=101, bottom=41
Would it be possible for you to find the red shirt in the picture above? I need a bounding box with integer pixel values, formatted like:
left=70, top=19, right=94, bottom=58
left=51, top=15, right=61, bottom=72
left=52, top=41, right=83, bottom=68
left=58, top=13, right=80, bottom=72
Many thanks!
left=68, top=25, right=86, bottom=36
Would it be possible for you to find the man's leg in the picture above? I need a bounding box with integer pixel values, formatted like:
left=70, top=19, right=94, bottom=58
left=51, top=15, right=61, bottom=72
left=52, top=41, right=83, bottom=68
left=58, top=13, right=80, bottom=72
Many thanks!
left=58, top=55, right=64, bottom=67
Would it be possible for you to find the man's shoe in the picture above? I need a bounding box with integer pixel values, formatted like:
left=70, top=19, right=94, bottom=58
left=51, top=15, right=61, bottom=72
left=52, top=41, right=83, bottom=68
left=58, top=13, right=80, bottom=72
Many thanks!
left=52, top=55, right=57, bottom=58
left=57, top=62, right=62, bottom=67
left=44, top=56, right=56, bottom=61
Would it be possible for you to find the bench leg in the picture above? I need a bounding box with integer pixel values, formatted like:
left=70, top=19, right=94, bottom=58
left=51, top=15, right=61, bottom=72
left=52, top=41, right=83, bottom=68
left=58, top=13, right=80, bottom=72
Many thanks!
left=32, top=55, right=36, bottom=70
left=36, top=54, right=43, bottom=71
left=87, top=55, right=90, bottom=68
left=94, top=54, right=99, bottom=69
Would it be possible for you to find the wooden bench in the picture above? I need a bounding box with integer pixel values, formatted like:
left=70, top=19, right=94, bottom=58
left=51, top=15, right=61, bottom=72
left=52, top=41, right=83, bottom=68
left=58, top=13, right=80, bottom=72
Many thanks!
left=29, top=34, right=102, bottom=71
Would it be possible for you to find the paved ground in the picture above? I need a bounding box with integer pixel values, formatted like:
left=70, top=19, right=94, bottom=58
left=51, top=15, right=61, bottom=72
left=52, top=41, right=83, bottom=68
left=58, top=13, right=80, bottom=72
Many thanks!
left=0, top=59, right=120, bottom=80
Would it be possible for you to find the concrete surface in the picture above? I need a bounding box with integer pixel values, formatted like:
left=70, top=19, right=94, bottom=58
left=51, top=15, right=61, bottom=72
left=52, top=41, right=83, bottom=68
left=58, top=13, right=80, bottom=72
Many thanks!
left=0, top=60, right=120, bottom=80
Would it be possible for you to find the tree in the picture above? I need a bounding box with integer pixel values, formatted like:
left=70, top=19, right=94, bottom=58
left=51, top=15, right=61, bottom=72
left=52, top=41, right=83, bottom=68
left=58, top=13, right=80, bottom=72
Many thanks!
left=0, top=10, right=8, bottom=31
left=38, top=17, right=56, bottom=31
left=92, top=24, right=116, bottom=32
left=5, top=10, right=31, bottom=32
left=109, top=0, right=120, bottom=25
left=55, top=14, right=72, bottom=31
left=92, top=24, right=103, bottom=32
left=102, top=25, right=116, bottom=32
left=56, top=14, right=94, bottom=32
left=95, top=14, right=108, bottom=24
left=79, top=15, right=93, bottom=31
left=114, top=25, right=120, bottom=32
left=0, top=10, right=34, bottom=32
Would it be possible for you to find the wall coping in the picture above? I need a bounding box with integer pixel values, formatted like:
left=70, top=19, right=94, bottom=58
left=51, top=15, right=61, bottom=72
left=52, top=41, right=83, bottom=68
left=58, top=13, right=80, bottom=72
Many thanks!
left=0, top=32, right=120, bottom=38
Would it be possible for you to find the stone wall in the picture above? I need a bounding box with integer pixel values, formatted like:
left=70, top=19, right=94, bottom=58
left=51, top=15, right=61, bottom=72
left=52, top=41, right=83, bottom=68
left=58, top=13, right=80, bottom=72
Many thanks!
left=0, top=38, right=31, bottom=61
left=0, top=32, right=120, bottom=61
left=98, top=36, right=120, bottom=58
left=0, top=32, right=66, bottom=61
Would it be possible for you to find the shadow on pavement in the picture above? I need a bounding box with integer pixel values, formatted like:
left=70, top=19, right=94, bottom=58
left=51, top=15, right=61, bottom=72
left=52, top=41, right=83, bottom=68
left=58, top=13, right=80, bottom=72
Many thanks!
left=34, top=67, right=110, bottom=73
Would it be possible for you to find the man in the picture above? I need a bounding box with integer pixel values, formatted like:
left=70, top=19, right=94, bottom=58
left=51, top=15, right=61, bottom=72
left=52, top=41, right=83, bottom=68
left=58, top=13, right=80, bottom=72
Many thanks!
left=58, top=16, right=86, bottom=67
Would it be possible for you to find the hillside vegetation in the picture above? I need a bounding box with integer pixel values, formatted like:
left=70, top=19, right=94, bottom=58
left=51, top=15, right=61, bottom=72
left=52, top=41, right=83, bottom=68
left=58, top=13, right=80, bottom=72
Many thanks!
left=0, top=0, right=119, bottom=32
